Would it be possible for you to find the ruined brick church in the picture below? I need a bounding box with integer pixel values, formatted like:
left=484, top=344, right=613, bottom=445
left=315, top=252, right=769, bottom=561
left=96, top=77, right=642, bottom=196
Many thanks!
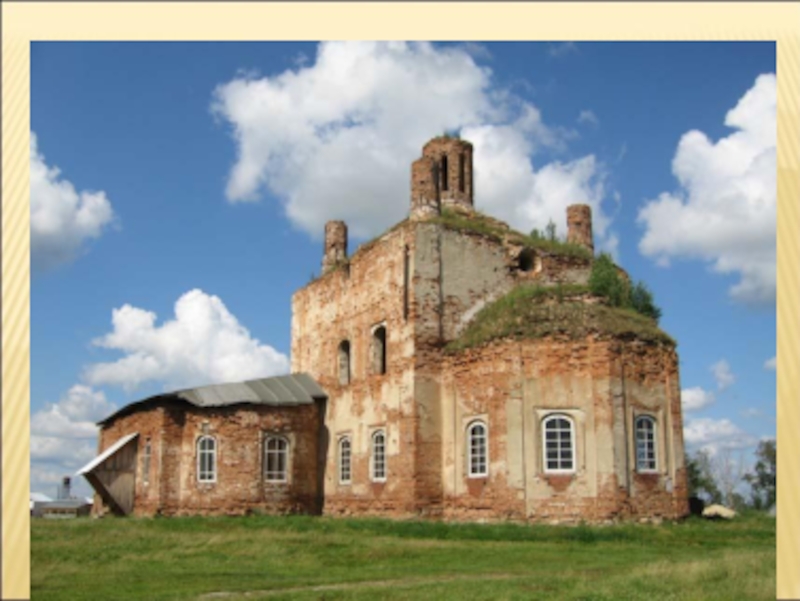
left=80, top=136, right=689, bottom=523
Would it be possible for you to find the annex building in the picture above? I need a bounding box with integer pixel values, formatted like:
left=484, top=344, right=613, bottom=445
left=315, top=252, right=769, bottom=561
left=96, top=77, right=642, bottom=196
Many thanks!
left=80, top=136, right=690, bottom=523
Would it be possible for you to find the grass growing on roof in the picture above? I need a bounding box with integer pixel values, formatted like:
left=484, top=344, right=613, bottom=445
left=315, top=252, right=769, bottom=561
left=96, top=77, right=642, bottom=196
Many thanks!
left=31, top=512, right=775, bottom=601
left=447, top=284, right=674, bottom=353
left=431, top=208, right=593, bottom=260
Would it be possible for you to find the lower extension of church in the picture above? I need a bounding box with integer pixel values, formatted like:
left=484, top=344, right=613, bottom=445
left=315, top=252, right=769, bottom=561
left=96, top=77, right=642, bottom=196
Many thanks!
left=80, top=137, right=689, bottom=524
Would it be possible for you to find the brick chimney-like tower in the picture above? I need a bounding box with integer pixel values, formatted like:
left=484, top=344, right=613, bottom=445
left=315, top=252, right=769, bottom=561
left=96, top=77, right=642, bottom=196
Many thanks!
left=566, top=204, right=594, bottom=254
left=322, top=220, right=348, bottom=273
left=410, top=136, right=473, bottom=220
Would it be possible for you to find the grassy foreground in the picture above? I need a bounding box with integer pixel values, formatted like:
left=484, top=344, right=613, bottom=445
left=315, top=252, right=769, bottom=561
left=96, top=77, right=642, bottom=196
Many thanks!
left=31, top=512, right=774, bottom=601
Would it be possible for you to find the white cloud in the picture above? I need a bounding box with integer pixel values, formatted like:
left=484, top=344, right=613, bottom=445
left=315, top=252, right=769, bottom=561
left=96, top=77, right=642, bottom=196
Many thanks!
left=681, top=387, right=715, bottom=412
left=30, top=132, right=117, bottom=270
left=577, top=109, right=599, bottom=127
left=30, top=385, right=113, bottom=496
left=84, top=289, right=290, bottom=392
left=212, top=42, right=615, bottom=247
left=637, top=74, right=776, bottom=305
left=683, top=417, right=757, bottom=455
left=764, top=356, right=776, bottom=370
left=711, top=359, right=735, bottom=391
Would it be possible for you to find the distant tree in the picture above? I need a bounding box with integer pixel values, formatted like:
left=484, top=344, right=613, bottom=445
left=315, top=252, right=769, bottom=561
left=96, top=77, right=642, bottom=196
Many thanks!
left=545, top=219, right=558, bottom=242
left=745, top=439, right=776, bottom=510
left=529, top=228, right=543, bottom=241
left=686, top=449, right=722, bottom=504
left=712, top=448, right=747, bottom=508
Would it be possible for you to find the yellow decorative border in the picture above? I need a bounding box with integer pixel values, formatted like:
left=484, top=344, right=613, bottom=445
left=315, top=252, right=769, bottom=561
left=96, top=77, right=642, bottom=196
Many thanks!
left=2, top=3, right=798, bottom=599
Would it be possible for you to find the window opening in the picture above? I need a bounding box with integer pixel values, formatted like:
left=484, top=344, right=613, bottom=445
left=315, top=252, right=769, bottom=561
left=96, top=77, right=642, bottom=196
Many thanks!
left=372, top=326, right=387, bottom=375
left=338, top=340, right=351, bottom=385
left=265, top=436, right=289, bottom=482
left=543, top=416, right=575, bottom=473
left=339, top=437, right=352, bottom=484
left=467, top=421, right=488, bottom=477
left=635, top=416, right=657, bottom=472
left=197, top=436, right=217, bottom=483
left=371, top=430, right=386, bottom=481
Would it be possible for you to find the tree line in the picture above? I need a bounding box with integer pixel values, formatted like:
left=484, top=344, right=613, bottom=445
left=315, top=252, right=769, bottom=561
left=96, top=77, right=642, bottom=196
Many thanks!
left=686, top=439, right=775, bottom=511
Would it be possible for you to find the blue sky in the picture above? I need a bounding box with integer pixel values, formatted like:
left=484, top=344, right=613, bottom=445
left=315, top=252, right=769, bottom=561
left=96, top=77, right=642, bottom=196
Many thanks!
left=30, top=42, right=776, bottom=497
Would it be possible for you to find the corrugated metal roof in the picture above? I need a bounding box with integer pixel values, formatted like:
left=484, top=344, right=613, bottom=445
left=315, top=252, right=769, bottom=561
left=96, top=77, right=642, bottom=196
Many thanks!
left=176, top=373, right=326, bottom=407
left=98, top=373, right=327, bottom=425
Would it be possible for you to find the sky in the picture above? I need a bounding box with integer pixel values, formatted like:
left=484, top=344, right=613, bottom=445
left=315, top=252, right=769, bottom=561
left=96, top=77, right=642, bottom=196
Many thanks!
left=30, top=41, right=776, bottom=498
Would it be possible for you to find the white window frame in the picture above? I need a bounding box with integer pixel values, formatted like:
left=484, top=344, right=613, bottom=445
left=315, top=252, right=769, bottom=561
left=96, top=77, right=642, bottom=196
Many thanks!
left=466, top=420, right=488, bottom=478
left=338, top=436, right=352, bottom=485
left=370, top=429, right=387, bottom=482
left=542, top=415, right=576, bottom=474
left=197, top=435, right=217, bottom=483
left=264, top=435, right=290, bottom=483
left=634, top=415, right=658, bottom=473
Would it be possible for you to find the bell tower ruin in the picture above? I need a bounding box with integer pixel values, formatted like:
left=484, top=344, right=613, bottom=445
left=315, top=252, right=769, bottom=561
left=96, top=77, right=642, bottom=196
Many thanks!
left=410, top=136, right=473, bottom=220
left=322, top=220, right=348, bottom=273
left=566, top=204, right=594, bottom=254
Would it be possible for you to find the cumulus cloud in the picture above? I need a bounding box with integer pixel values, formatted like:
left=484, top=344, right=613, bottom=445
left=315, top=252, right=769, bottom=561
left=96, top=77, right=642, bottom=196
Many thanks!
left=711, top=359, right=735, bottom=391
left=30, top=385, right=114, bottom=495
left=212, top=42, right=615, bottom=246
left=84, top=289, right=290, bottom=392
left=681, top=387, right=715, bottom=412
left=637, top=74, right=776, bottom=305
left=764, top=356, right=776, bottom=370
left=30, top=132, right=117, bottom=270
left=683, top=417, right=757, bottom=455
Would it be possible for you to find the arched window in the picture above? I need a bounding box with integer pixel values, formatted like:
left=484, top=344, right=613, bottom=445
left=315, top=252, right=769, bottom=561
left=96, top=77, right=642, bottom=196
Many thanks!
left=197, top=436, right=217, bottom=483
left=467, top=420, right=488, bottom=477
left=371, top=430, right=386, bottom=482
left=542, top=415, right=575, bottom=473
left=338, top=340, right=351, bottom=385
left=339, top=436, right=352, bottom=484
left=372, top=326, right=387, bottom=375
left=635, top=416, right=657, bottom=472
left=265, top=436, right=289, bottom=482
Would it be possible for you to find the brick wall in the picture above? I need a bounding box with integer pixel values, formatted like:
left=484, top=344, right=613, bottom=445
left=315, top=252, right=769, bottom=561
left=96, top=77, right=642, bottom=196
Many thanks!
left=96, top=400, right=323, bottom=517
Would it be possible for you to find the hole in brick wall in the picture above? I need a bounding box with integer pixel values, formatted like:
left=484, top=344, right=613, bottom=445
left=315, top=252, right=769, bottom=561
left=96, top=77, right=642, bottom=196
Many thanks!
left=519, top=249, right=535, bottom=272
left=441, top=155, right=449, bottom=191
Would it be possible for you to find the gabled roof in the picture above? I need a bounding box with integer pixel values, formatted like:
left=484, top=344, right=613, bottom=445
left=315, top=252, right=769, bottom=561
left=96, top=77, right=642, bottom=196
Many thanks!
left=97, top=373, right=327, bottom=426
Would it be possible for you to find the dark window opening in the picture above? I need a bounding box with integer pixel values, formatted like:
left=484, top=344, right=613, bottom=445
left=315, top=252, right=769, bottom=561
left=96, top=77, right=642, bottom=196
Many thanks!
left=441, top=156, right=449, bottom=191
left=338, top=340, right=351, bottom=385
left=372, top=326, right=387, bottom=375
left=519, top=249, right=535, bottom=272
left=459, top=153, right=465, bottom=193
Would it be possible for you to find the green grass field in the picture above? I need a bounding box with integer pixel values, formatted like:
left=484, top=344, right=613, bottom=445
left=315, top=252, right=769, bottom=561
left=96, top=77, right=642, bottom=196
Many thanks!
left=31, top=512, right=775, bottom=601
